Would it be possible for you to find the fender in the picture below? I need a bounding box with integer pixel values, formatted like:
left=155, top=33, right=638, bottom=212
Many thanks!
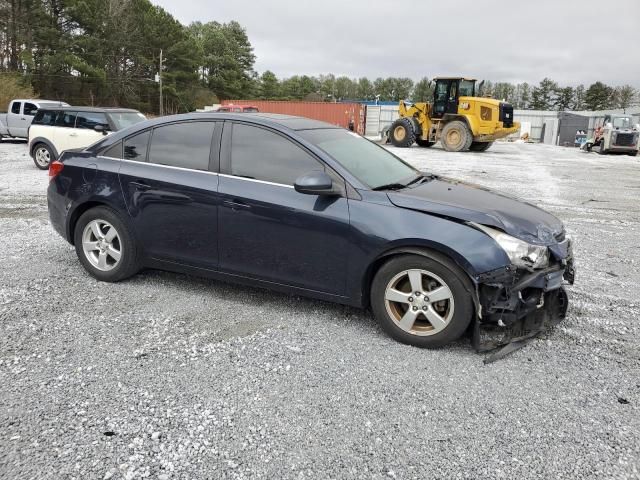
left=29, top=136, right=59, bottom=159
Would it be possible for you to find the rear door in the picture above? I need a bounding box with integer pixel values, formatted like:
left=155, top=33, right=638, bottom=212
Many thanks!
left=117, top=121, right=222, bottom=269
left=52, top=111, right=78, bottom=154
left=217, top=122, right=351, bottom=295
left=73, top=111, right=111, bottom=149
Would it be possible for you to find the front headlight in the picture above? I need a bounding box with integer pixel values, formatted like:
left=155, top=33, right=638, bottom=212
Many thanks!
left=471, top=223, right=549, bottom=269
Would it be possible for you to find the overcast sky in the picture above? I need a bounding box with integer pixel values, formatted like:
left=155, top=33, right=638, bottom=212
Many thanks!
left=151, top=0, right=639, bottom=86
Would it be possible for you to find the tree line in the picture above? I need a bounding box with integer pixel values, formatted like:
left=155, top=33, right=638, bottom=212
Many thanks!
left=254, top=74, right=638, bottom=112
left=1, top=0, right=637, bottom=113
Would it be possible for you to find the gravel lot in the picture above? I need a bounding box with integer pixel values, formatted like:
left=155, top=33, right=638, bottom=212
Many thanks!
left=1, top=139, right=639, bottom=480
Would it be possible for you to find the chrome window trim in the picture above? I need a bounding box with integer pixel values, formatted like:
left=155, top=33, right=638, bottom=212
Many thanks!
left=218, top=173, right=294, bottom=189
left=111, top=157, right=220, bottom=176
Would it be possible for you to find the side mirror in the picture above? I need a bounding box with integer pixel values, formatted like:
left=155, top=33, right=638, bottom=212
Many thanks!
left=94, top=124, right=109, bottom=135
left=294, top=171, right=337, bottom=196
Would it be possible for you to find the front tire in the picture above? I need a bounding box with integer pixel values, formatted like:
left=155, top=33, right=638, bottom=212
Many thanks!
left=389, top=118, right=416, bottom=148
left=469, top=141, right=493, bottom=152
left=371, top=254, right=473, bottom=348
left=73, top=206, right=140, bottom=282
left=33, top=143, right=54, bottom=170
left=440, top=120, right=473, bottom=152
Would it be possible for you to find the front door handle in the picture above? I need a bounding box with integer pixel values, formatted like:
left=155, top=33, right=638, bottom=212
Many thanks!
left=130, top=181, right=151, bottom=191
left=69, top=132, right=78, bottom=137
left=223, top=200, right=251, bottom=210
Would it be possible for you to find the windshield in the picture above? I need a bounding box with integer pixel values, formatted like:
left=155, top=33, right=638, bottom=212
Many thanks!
left=612, top=116, right=632, bottom=128
left=459, top=80, right=475, bottom=97
left=108, top=112, right=146, bottom=130
left=298, top=129, right=420, bottom=189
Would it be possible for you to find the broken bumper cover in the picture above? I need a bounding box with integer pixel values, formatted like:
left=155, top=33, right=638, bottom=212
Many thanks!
left=472, top=254, right=575, bottom=355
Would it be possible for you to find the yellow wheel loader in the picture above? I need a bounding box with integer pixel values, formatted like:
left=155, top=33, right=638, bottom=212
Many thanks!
left=387, top=77, right=520, bottom=152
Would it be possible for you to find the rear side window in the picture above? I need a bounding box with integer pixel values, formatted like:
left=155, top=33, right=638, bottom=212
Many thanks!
left=124, top=131, right=150, bottom=161
left=33, top=110, right=58, bottom=126
left=103, top=141, right=123, bottom=159
left=24, top=103, right=38, bottom=116
left=230, top=123, right=322, bottom=185
left=149, top=122, right=215, bottom=170
left=11, top=102, right=21, bottom=114
left=56, top=111, right=77, bottom=128
left=76, top=112, right=110, bottom=130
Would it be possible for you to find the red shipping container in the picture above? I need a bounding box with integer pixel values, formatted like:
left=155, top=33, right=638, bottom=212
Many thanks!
left=221, top=100, right=365, bottom=134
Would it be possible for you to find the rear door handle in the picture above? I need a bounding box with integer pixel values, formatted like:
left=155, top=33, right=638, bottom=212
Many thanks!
left=130, top=181, right=151, bottom=191
left=223, top=200, right=251, bottom=210
left=69, top=132, right=78, bottom=137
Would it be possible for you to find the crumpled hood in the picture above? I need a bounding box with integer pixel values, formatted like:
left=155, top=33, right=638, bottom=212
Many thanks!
left=387, top=176, right=565, bottom=245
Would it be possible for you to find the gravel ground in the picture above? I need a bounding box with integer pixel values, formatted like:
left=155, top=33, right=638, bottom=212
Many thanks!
left=1, top=139, right=639, bottom=480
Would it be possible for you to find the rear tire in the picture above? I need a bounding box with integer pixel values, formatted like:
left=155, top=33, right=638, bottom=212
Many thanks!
left=416, top=138, right=435, bottom=148
left=371, top=254, right=473, bottom=348
left=33, top=143, right=54, bottom=170
left=73, top=206, right=141, bottom=282
left=389, top=118, right=416, bottom=148
left=469, top=141, right=493, bottom=152
left=440, top=120, right=473, bottom=152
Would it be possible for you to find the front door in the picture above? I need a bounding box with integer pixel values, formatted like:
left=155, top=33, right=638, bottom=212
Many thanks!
left=8, top=101, right=28, bottom=137
left=217, top=122, right=351, bottom=295
left=70, top=111, right=111, bottom=149
left=117, top=121, right=222, bottom=269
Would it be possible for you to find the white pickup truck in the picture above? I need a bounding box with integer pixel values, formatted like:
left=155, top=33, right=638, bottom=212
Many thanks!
left=0, top=99, right=69, bottom=140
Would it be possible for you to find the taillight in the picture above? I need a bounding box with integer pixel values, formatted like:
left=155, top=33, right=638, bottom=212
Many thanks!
left=49, top=161, right=64, bottom=181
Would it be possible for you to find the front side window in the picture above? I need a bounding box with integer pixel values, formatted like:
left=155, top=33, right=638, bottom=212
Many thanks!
left=299, top=129, right=419, bottom=189
left=124, top=130, right=150, bottom=161
left=76, top=112, right=110, bottom=130
left=459, top=80, right=475, bottom=97
left=108, top=112, right=146, bottom=131
left=231, top=124, right=322, bottom=185
left=149, top=122, right=215, bottom=170
left=11, top=102, right=21, bottom=114
left=24, top=103, right=38, bottom=116
left=56, top=111, right=77, bottom=128
left=612, top=117, right=632, bottom=129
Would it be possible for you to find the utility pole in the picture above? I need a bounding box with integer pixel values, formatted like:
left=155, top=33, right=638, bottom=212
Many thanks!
left=159, top=49, right=164, bottom=116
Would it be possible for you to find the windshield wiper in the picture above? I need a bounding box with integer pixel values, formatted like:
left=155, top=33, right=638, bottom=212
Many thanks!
left=372, top=183, right=408, bottom=191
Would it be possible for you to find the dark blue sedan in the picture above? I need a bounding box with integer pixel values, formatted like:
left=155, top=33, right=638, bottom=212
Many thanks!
left=47, top=113, right=574, bottom=350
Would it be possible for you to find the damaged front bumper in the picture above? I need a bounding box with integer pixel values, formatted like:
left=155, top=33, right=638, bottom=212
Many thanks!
left=472, top=249, right=575, bottom=362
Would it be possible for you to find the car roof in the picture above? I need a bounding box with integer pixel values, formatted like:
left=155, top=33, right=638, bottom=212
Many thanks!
left=142, top=112, right=340, bottom=131
left=38, top=106, right=140, bottom=113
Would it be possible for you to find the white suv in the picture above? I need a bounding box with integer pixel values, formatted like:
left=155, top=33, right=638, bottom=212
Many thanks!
left=29, top=107, right=146, bottom=169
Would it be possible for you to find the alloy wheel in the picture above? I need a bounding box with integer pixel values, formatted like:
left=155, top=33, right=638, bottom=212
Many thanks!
left=82, top=219, right=122, bottom=271
left=384, top=269, right=455, bottom=336
left=35, top=147, right=51, bottom=168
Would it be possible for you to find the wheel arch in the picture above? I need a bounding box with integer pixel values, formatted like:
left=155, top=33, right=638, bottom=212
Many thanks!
left=66, top=200, right=122, bottom=245
left=29, top=137, right=59, bottom=159
left=361, top=244, right=478, bottom=309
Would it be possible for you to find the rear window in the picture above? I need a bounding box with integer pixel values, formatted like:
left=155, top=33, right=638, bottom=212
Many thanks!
left=33, top=110, right=58, bottom=126
left=124, top=130, right=150, bottom=161
left=11, top=102, right=21, bottom=114
left=148, top=122, right=215, bottom=170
